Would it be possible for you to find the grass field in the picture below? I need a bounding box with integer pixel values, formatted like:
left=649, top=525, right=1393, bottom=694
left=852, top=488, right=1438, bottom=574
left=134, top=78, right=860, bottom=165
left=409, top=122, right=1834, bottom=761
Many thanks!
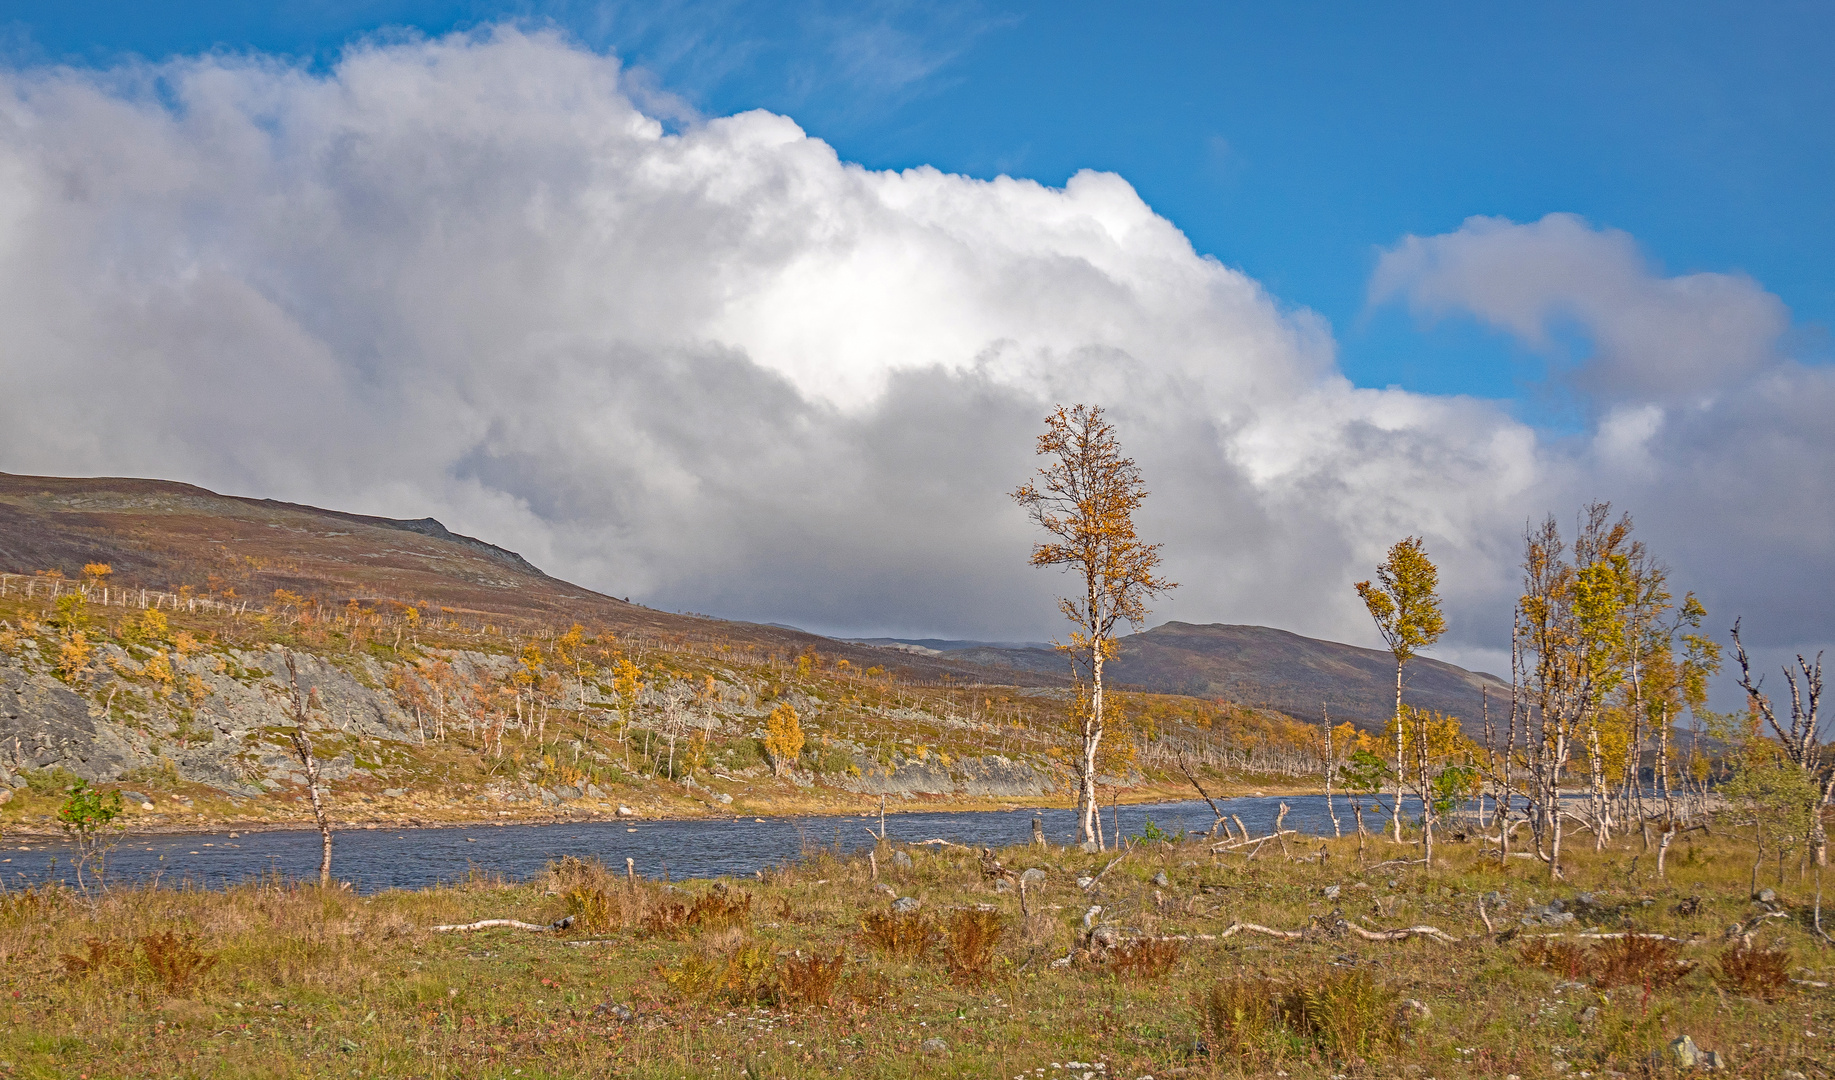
left=1, top=823, right=1831, bottom=1079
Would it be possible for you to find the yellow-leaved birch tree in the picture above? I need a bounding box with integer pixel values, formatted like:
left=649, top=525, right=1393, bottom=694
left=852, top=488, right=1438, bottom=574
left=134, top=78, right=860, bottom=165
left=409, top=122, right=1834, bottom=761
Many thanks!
left=1356, top=537, right=1447, bottom=843
left=1013, top=404, right=1175, bottom=850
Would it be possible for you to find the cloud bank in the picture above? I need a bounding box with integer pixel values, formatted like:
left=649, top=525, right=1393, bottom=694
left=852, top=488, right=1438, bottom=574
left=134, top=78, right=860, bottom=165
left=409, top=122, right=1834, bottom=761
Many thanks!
left=0, top=28, right=1826, bottom=677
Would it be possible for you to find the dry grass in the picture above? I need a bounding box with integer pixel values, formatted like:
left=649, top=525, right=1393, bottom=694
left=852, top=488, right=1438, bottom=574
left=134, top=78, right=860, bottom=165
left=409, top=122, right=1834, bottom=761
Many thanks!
left=1, top=825, right=1832, bottom=1078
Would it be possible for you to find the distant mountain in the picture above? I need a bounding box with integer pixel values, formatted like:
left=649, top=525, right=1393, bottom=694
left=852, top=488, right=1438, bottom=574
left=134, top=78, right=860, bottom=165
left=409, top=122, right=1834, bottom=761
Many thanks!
left=877, top=622, right=1512, bottom=731
left=847, top=637, right=1056, bottom=657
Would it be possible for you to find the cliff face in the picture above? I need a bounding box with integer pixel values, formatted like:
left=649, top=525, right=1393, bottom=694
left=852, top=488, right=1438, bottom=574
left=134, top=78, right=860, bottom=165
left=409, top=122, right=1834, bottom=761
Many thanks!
left=0, top=643, right=422, bottom=794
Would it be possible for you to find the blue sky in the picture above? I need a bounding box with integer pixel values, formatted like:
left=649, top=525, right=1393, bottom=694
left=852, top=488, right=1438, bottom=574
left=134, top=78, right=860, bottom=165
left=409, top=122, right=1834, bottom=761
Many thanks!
left=4, top=0, right=1830, bottom=418
left=2, top=0, right=1832, bottom=686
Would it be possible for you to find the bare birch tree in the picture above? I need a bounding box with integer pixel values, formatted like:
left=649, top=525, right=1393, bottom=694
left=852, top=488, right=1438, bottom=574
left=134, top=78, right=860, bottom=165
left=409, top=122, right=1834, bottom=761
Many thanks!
left=1731, top=621, right=1830, bottom=866
left=284, top=655, right=334, bottom=888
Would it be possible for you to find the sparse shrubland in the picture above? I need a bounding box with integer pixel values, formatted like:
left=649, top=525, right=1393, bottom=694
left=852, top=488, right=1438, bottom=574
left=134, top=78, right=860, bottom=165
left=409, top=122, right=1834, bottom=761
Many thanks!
left=0, top=569, right=1345, bottom=838
left=1, top=824, right=1830, bottom=1077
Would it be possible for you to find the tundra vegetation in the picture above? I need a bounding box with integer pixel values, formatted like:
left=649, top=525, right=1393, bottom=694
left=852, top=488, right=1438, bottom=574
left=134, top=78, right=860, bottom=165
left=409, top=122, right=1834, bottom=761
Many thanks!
left=1, top=826, right=1832, bottom=1077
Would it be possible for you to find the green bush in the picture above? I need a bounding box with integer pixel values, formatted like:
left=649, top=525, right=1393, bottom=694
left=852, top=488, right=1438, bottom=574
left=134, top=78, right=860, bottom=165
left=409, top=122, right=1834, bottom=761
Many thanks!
left=23, top=766, right=82, bottom=796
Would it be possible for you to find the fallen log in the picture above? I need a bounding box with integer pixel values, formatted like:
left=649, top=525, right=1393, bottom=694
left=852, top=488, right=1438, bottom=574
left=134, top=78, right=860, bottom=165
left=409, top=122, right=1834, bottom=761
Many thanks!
left=432, top=916, right=575, bottom=933
left=1210, top=830, right=1300, bottom=852
left=1348, top=921, right=1459, bottom=944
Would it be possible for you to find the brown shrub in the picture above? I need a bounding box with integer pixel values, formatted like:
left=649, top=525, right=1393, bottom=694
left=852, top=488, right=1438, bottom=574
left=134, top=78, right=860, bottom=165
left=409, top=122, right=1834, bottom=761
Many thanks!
left=687, top=890, right=752, bottom=932
left=60, top=937, right=135, bottom=977
left=1714, top=943, right=1791, bottom=999
left=861, top=910, right=937, bottom=958
left=1523, top=934, right=1693, bottom=991
left=1109, top=937, right=1182, bottom=981
left=1589, top=934, right=1693, bottom=991
left=65, top=933, right=218, bottom=994
left=942, top=907, right=1004, bottom=986
left=777, top=951, right=846, bottom=1007
left=1520, top=938, right=1591, bottom=981
left=642, top=901, right=690, bottom=936
left=140, top=931, right=219, bottom=995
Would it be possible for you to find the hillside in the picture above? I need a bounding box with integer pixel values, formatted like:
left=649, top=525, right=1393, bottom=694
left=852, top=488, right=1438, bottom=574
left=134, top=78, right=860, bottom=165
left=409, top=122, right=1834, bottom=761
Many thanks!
left=0, top=472, right=1033, bottom=687
left=875, top=622, right=1513, bottom=731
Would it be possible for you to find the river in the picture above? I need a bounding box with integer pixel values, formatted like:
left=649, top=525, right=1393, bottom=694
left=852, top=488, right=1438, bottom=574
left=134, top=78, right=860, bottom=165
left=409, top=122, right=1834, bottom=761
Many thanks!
left=2, top=793, right=1435, bottom=894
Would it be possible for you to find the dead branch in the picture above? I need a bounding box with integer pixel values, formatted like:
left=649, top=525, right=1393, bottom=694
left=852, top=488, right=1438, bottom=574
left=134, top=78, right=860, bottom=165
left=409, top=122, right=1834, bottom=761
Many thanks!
left=1082, top=856, right=1125, bottom=890
left=432, top=916, right=575, bottom=933
left=1348, top=920, right=1459, bottom=944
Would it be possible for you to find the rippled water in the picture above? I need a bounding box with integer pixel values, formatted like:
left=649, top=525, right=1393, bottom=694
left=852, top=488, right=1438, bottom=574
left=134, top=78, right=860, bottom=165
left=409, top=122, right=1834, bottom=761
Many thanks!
left=2, top=793, right=1429, bottom=894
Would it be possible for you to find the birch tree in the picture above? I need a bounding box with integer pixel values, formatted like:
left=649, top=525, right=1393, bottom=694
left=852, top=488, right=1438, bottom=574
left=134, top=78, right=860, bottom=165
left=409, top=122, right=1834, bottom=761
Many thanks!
left=1731, top=620, right=1829, bottom=867
left=1356, top=537, right=1446, bottom=842
left=1013, top=404, right=1175, bottom=849
left=284, top=655, right=334, bottom=888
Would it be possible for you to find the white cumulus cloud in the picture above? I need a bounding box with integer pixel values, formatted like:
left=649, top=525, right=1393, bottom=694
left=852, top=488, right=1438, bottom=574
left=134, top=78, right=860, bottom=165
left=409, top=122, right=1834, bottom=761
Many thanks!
left=0, top=28, right=1824, bottom=686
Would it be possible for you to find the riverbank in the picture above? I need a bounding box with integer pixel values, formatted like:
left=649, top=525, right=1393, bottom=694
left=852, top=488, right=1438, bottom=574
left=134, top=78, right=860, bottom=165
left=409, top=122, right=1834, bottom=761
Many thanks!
left=0, top=771, right=1327, bottom=839
left=2, top=822, right=1828, bottom=1078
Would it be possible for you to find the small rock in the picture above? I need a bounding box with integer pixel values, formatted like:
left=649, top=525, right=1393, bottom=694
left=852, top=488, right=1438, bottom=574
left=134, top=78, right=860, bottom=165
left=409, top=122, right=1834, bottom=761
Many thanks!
left=1152, top=871, right=1170, bottom=888
left=993, top=878, right=1013, bottom=893
left=1090, top=924, right=1122, bottom=949
left=1396, top=999, right=1432, bottom=1026
left=382, top=788, right=406, bottom=798
left=121, top=790, right=150, bottom=804
left=920, top=1037, right=949, bottom=1055
left=1080, top=840, right=1099, bottom=853
left=1577, top=1005, right=1600, bottom=1027
left=584, top=783, right=605, bottom=799
left=1482, top=890, right=1508, bottom=908
left=1076, top=876, right=1095, bottom=890
left=616, top=805, right=636, bottom=817
left=1668, top=1035, right=1701, bottom=1069
left=891, top=849, right=914, bottom=869
left=1322, top=884, right=1341, bottom=900
left=891, top=896, right=922, bottom=914
left=1020, top=867, right=1047, bottom=885
left=1048, top=953, right=1072, bottom=969
left=140, top=801, right=155, bottom=810
left=1082, top=905, right=1104, bottom=929
left=611, top=1003, right=635, bottom=1022
left=1756, top=887, right=1777, bottom=904
left=555, top=785, right=582, bottom=800
left=714, top=793, right=733, bottom=804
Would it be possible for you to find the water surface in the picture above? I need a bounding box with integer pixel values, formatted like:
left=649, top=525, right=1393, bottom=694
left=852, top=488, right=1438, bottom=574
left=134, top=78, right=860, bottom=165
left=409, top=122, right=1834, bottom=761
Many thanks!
left=3, top=793, right=1417, bottom=894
